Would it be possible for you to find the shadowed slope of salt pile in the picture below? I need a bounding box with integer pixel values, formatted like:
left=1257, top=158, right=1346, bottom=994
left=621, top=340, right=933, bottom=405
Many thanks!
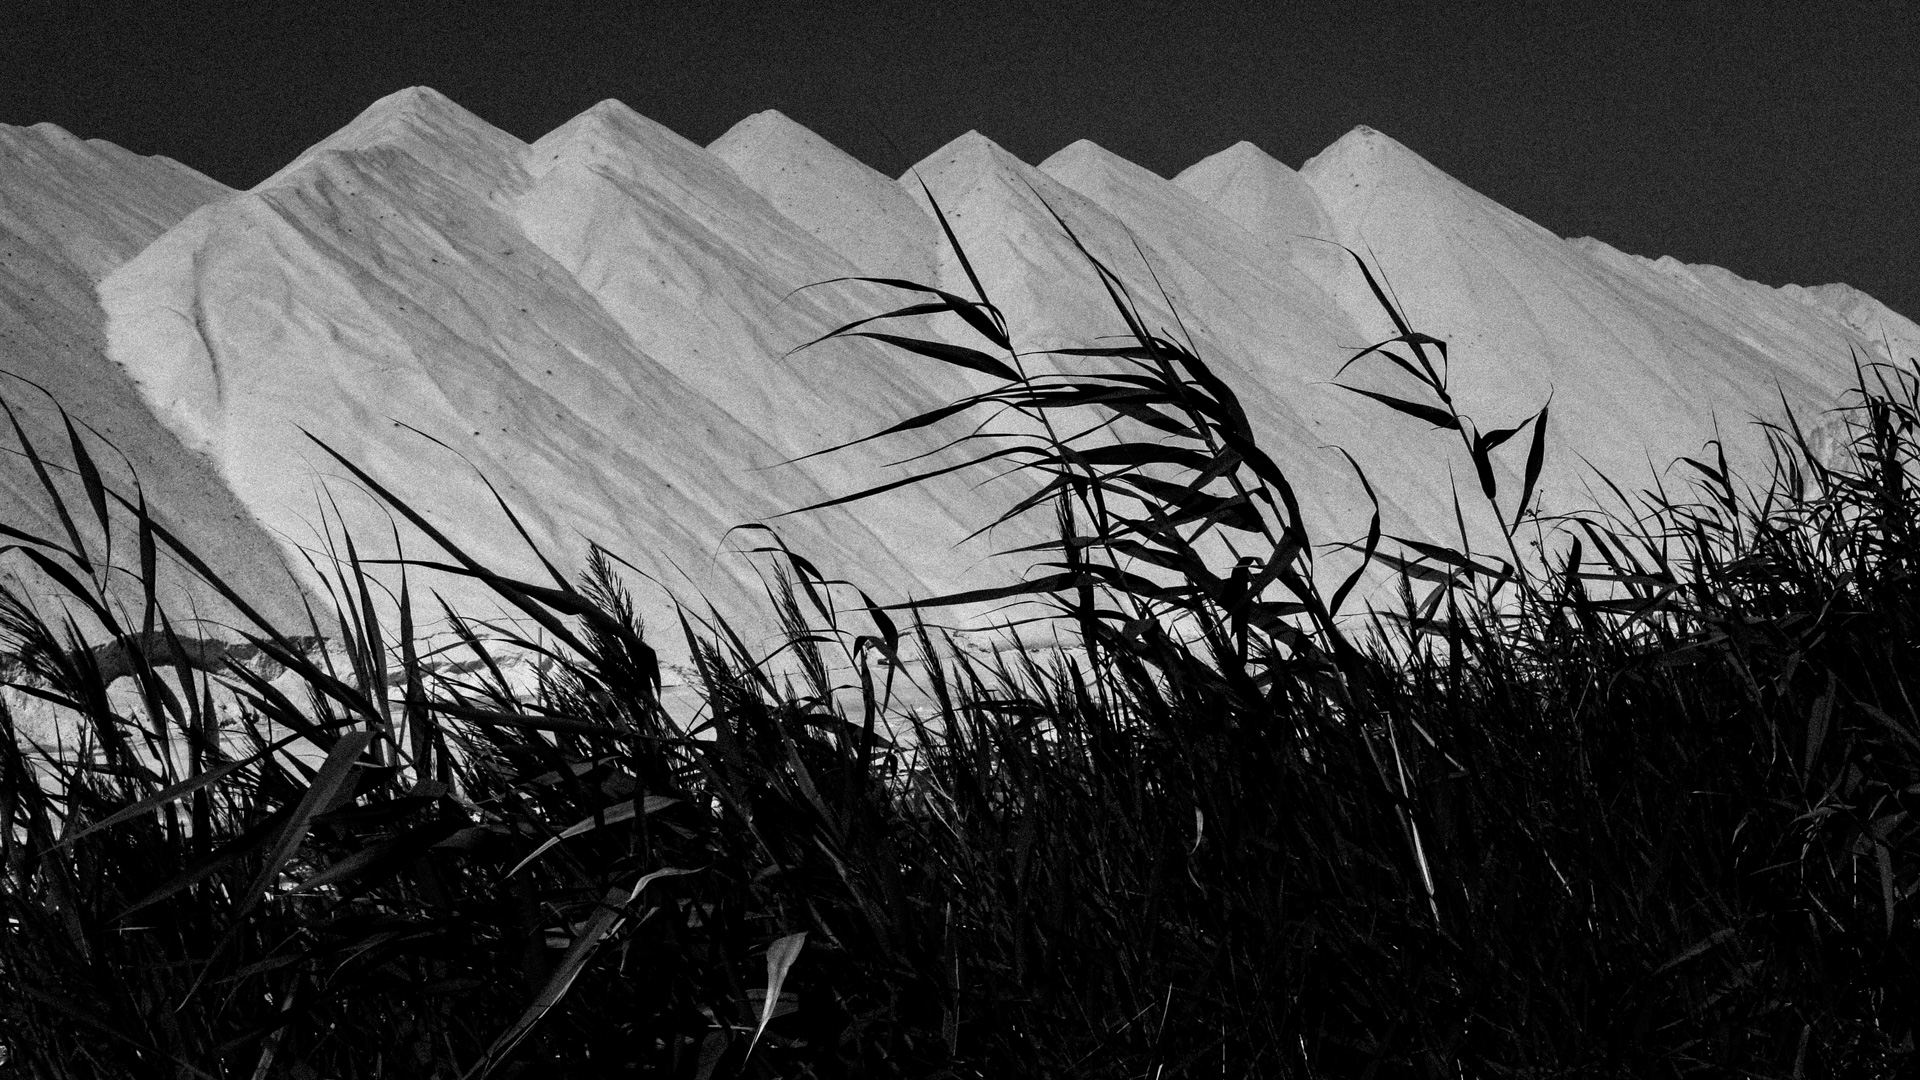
left=709, top=110, right=940, bottom=284
left=0, top=121, right=312, bottom=633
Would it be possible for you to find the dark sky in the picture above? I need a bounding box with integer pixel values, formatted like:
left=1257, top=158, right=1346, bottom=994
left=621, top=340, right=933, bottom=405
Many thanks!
left=7, top=0, right=1917, bottom=318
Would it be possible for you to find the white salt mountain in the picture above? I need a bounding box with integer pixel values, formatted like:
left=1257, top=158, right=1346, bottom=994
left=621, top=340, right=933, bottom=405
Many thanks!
left=3, top=87, right=1914, bottom=665
left=101, top=89, right=1041, bottom=652
left=1279, top=127, right=1916, bottom=498
left=0, top=121, right=312, bottom=633
left=1041, top=128, right=1918, bottom=553
left=709, top=110, right=941, bottom=285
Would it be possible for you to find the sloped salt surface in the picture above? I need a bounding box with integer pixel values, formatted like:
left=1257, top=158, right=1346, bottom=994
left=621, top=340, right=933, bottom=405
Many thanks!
left=709, top=110, right=940, bottom=284
left=1288, top=126, right=1877, bottom=510
left=1568, top=240, right=1920, bottom=465
left=516, top=102, right=974, bottom=452
left=104, top=90, right=1040, bottom=651
left=1172, top=140, right=1368, bottom=323
left=255, top=86, right=528, bottom=199
left=1779, top=281, right=1920, bottom=354
left=107, top=93, right=867, bottom=638
left=905, top=132, right=1418, bottom=569
left=1170, top=141, right=1353, bottom=282
left=512, top=100, right=1044, bottom=607
left=0, top=121, right=312, bottom=633
left=1575, top=241, right=1920, bottom=372
left=1037, top=139, right=1443, bottom=539
left=1173, top=141, right=1332, bottom=242
left=12, top=87, right=1902, bottom=659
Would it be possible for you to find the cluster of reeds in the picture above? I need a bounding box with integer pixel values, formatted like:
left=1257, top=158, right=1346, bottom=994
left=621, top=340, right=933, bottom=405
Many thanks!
left=1, top=204, right=1915, bottom=1078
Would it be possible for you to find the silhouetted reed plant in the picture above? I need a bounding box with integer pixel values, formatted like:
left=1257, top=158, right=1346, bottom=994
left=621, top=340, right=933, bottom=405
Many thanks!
left=1, top=201, right=1915, bottom=1078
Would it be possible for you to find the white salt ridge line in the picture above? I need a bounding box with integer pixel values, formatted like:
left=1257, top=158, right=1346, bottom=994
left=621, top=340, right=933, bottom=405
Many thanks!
left=105, top=92, right=819, bottom=642
left=254, top=85, right=533, bottom=200
left=896, top=128, right=1420, bottom=583
left=102, top=89, right=1049, bottom=661
left=1036, top=137, right=1435, bottom=541
left=515, top=100, right=977, bottom=457
left=1172, top=140, right=1384, bottom=351
left=1778, top=280, right=1920, bottom=354
left=709, top=109, right=942, bottom=286
left=512, top=101, right=1043, bottom=603
left=1173, top=140, right=1336, bottom=252
left=1288, top=125, right=1882, bottom=509
left=9, top=88, right=1914, bottom=662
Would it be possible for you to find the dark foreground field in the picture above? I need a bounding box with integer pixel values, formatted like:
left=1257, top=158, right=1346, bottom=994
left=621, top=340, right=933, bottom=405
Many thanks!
left=3, top=224, right=1916, bottom=1078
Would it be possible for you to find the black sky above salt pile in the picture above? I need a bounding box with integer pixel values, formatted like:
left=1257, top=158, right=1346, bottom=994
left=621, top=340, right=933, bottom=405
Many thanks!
left=5, top=0, right=1916, bottom=319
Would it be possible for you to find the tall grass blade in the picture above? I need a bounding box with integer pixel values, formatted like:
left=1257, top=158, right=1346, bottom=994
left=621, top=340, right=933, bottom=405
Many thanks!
left=746, top=931, right=807, bottom=1061
left=506, top=794, right=680, bottom=877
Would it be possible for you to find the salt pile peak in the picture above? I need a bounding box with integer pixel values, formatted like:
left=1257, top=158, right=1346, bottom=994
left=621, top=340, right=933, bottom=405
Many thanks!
left=911, top=132, right=1412, bottom=542
left=1034, top=137, right=1401, bottom=504
left=104, top=91, right=872, bottom=633
left=102, top=90, right=1043, bottom=643
left=2, top=122, right=229, bottom=280
left=510, top=98, right=1043, bottom=596
left=1174, top=140, right=1337, bottom=254
left=709, top=109, right=939, bottom=284
left=511, top=97, right=1003, bottom=475
left=1284, top=126, right=1847, bottom=512
left=254, top=85, right=531, bottom=199
left=4, top=88, right=1913, bottom=651
left=1037, top=135, right=1353, bottom=356
left=905, top=130, right=1182, bottom=356
left=1172, top=139, right=1356, bottom=297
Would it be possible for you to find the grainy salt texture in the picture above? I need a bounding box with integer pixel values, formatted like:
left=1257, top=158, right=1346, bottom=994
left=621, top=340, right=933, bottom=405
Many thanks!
left=0, top=87, right=1911, bottom=667
left=1289, top=125, right=1915, bottom=513
left=1037, top=137, right=1420, bottom=535
left=100, top=90, right=1042, bottom=653
left=0, top=121, right=312, bottom=634
left=710, top=109, right=940, bottom=285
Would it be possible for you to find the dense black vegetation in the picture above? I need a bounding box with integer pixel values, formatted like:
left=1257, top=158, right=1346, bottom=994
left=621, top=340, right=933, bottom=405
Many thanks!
left=2, top=213, right=1915, bottom=1077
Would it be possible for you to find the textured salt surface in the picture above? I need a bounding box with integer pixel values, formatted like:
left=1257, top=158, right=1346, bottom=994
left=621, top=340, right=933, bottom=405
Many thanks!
left=0, top=121, right=313, bottom=635
left=1172, top=139, right=1354, bottom=293
left=1036, top=137, right=1422, bottom=534
left=0, top=88, right=1911, bottom=663
left=101, top=90, right=1042, bottom=651
left=1289, top=125, right=1917, bottom=515
left=710, top=109, right=941, bottom=285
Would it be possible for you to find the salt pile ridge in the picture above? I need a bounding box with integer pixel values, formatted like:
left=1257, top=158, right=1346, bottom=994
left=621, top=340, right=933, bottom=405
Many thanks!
left=100, top=89, right=1041, bottom=647
left=0, top=87, right=1913, bottom=659
left=710, top=110, right=941, bottom=284
left=1280, top=126, right=1918, bottom=504
left=1032, top=136, right=1424, bottom=533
